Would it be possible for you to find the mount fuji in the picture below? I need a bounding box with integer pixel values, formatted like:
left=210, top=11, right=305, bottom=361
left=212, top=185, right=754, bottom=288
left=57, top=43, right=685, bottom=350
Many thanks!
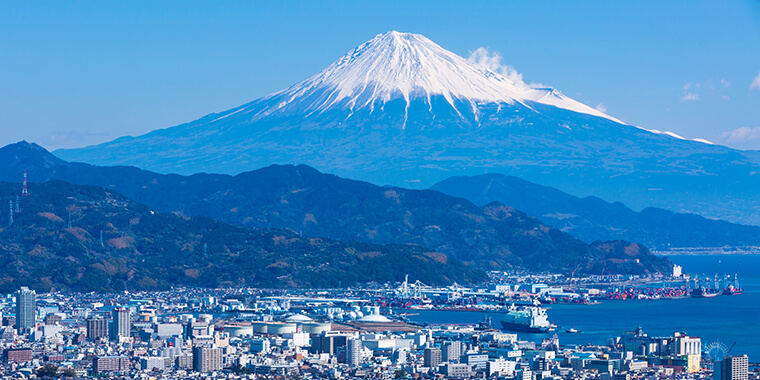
left=56, top=31, right=760, bottom=225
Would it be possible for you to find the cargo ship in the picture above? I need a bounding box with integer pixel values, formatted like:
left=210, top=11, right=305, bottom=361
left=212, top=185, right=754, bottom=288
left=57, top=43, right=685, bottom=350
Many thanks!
left=690, top=275, right=721, bottom=298
left=723, top=274, right=743, bottom=295
left=500, top=305, right=550, bottom=333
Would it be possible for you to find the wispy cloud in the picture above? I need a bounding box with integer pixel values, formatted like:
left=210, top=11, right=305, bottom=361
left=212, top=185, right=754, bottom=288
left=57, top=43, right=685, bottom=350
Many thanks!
left=718, top=126, right=760, bottom=145
left=751, top=71, right=760, bottom=91
left=680, top=79, right=734, bottom=101
left=595, top=104, right=607, bottom=113
left=467, top=47, right=531, bottom=88
left=680, top=83, right=700, bottom=101
left=35, top=130, right=111, bottom=150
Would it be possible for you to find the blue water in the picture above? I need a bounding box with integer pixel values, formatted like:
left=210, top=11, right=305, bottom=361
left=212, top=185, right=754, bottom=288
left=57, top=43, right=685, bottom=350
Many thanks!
left=407, top=255, right=760, bottom=361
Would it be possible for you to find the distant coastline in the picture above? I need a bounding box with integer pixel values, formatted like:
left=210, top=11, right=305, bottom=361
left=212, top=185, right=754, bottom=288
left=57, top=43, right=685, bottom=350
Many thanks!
left=654, top=247, right=760, bottom=256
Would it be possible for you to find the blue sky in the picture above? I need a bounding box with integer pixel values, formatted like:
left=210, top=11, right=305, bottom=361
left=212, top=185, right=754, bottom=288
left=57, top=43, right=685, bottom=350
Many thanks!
left=1, top=1, right=759, bottom=150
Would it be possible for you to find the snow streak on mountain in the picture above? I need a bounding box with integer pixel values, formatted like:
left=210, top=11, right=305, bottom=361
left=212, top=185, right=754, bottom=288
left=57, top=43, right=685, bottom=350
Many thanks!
left=56, top=31, right=760, bottom=226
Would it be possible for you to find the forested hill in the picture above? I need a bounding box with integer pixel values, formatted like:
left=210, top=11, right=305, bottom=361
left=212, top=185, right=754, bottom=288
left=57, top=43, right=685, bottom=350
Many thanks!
left=0, top=181, right=484, bottom=293
left=0, top=142, right=673, bottom=277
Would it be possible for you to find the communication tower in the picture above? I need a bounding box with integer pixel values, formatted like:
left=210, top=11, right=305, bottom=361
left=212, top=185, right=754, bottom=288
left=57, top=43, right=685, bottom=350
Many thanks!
left=21, top=170, right=28, bottom=196
left=8, top=200, right=13, bottom=226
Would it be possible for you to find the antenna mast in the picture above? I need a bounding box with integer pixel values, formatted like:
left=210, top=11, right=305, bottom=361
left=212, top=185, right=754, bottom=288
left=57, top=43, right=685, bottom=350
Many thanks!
left=22, top=170, right=28, bottom=197
left=8, top=200, right=13, bottom=226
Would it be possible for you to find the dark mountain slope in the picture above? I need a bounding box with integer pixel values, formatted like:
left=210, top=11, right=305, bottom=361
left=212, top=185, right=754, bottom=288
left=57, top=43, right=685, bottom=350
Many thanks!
left=0, top=181, right=483, bottom=293
left=0, top=142, right=671, bottom=275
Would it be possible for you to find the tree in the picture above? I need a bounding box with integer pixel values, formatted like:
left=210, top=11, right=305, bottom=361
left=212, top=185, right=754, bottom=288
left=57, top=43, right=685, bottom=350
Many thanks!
left=37, top=363, right=59, bottom=378
left=231, top=364, right=253, bottom=374
left=61, top=367, right=77, bottom=378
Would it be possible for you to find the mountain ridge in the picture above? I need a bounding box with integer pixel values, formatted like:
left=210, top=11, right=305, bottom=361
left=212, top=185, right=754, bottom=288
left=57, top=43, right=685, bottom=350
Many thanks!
left=431, top=173, right=760, bottom=249
left=51, top=32, right=760, bottom=225
left=1, top=141, right=671, bottom=275
left=0, top=180, right=484, bottom=293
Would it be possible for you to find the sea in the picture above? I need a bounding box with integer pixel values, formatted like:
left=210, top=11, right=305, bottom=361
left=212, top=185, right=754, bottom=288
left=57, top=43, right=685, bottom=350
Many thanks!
left=405, top=254, right=760, bottom=361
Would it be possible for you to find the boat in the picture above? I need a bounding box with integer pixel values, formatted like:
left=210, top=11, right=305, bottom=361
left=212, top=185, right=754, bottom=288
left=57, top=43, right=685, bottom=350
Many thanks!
left=723, top=285, right=743, bottom=295
left=690, top=287, right=720, bottom=298
left=565, top=327, right=581, bottom=333
left=475, top=316, right=492, bottom=331
left=690, top=275, right=721, bottom=298
left=500, top=305, right=550, bottom=333
left=723, top=274, right=743, bottom=295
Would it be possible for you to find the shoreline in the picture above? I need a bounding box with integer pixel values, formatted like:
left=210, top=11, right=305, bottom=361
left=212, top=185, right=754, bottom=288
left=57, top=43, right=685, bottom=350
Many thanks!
left=654, top=250, right=760, bottom=256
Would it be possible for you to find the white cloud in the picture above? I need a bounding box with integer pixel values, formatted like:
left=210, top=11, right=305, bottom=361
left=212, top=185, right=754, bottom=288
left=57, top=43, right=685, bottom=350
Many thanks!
left=595, top=103, right=607, bottom=113
left=718, top=126, right=760, bottom=144
left=720, top=79, right=731, bottom=89
left=751, top=71, right=760, bottom=91
left=35, top=130, right=111, bottom=150
left=680, top=83, right=700, bottom=101
left=467, top=47, right=528, bottom=89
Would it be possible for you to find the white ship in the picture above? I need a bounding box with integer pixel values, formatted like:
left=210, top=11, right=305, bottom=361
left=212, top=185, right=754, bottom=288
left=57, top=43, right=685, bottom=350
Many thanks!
left=500, top=305, right=551, bottom=333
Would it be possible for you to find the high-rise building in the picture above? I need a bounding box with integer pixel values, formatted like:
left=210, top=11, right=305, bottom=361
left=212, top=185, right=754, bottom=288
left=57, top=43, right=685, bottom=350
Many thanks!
left=715, top=356, right=749, bottom=380
left=3, top=348, right=33, bottom=363
left=94, top=356, right=130, bottom=373
left=346, top=338, right=363, bottom=366
left=441, top=341, right=462, bottom=363
left=15, top=287, right=36, bottom=332
left=424, top=347, right=442, bottom=368
left=463, top=353, right=489, bottom=370
left=675, top=334, right=702, bottom=356
left=193, top=346, right=222, bottom=372
left=393, top=348, right=408, bottom=364
left=87, top=318, right=109, bottom=340
left=309, top=332, right=348, bottom=355
left=111, top=307, right=130, bottom=341
left=176, top=355, right=194, bottom=370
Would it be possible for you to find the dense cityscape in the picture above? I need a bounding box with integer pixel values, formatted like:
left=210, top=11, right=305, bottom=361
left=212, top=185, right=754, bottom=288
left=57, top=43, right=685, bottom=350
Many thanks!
left=0, top=271, right=753, bottom=380
left=2, top=3, right=758, bottom=380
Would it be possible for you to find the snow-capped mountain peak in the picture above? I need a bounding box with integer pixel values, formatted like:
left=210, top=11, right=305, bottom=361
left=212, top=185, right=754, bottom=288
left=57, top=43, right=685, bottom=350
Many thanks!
left=270, top=31, right=621, bottom=123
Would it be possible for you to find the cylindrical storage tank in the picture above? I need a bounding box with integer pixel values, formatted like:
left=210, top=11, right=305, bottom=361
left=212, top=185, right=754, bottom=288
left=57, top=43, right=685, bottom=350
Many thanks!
left=224, top=325, right=254, bottom=338
left=264, top=322, right=297, bottom=335
left=250, top=322, right=268, bottom=334
left=300, top=322, right=332, bottom=335
left=371, top=306, right=380, bottom=315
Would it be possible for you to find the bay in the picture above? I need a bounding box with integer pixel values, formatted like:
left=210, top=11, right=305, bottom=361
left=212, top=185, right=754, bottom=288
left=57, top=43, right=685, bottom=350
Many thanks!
left=406, top=254, right=760, bottom=361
